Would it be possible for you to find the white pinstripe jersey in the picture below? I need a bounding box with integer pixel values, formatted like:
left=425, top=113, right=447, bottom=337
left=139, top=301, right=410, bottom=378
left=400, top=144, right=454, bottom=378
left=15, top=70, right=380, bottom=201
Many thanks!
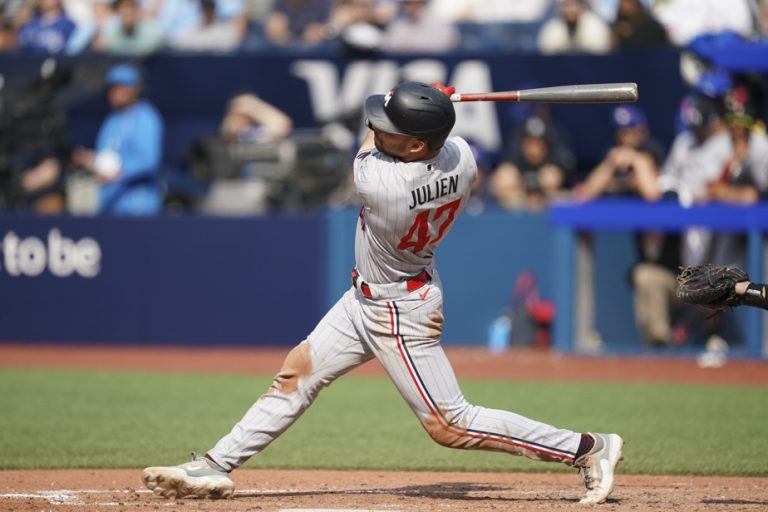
left=353, top=136, right=478, bottom=284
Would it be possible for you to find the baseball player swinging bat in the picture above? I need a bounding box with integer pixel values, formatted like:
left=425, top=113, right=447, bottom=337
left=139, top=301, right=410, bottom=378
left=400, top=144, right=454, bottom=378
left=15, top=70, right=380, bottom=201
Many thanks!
left=142, top=81, right=626, bottom=506
left=450, top=82, right=638, bottom=104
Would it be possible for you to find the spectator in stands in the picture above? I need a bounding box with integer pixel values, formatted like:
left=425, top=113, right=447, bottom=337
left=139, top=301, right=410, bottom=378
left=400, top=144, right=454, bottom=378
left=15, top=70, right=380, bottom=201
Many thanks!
left=651, top=0, right=753, bottom=46
left=489, top=116, right=570, bottom=211
left=70, top=64, right=164, bottom=215
left=212, top=0, right=248, bottom=30
left=537, top=0, right=611, bottom=54
left=1, top=0, right=32, bottom=51
left=502, top=102, right=578, bottom=175
left=428, top=0, right=552, bottom=23
left=479, top=0, right=553, bottom=23
left=17, top=0, right=76, bottom=54
left=0, top=7, right=18, bottom=51
left=610, top=0, right=668, bottom=50
left=693, top=68, right=733, bottom=102
left=579, top=105, right=685, bottom=347
left=62, top=0, right=101, bottom=33
left=243, top=0, right=275, bottom=21
left=93, top=0, right=163, bottom=55
left=669, top=67, right=731, bottom=137
left=65, top=0, right=115, bottom=54
left=62, top=0, right=111, bottom=38
left=658, top=93, right=731, bottom=213
left=579, top=105, right=663, bottom=200
left=172, top=0, right=246, bottom=51
left=330, top=0, right=396, bottom=54
left=429, top=0, right=551, bottom=51
left=591, top=0, right=653, bottom=22
left=759, top=0, right=768, bottom=38
left=381, top=0, right=459, bottom=53
left=424, top=0, right=473, bottom=22
left=702, top=86, right=768, bottom=265
left=144, top=0, right=202, bottom=47
left=263, top=0, right=333, bottom=46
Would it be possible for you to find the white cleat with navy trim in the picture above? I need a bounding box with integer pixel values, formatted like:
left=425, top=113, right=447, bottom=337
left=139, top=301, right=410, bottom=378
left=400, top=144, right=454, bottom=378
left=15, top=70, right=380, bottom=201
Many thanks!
left=574, top=433, right=624, bottom=505
left=142, top=453, right=235, bottom=499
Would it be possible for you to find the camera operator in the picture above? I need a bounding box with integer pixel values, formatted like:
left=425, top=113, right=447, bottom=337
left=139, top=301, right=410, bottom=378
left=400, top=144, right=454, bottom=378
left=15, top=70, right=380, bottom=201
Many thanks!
left=0, top=60, right=71, bottom=213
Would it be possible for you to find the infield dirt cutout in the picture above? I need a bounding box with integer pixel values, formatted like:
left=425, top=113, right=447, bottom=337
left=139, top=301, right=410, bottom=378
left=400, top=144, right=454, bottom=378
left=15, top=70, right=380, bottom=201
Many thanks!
left=2, top=344, right=767, bottom=511
left=2, top=469, right=767, bottom=511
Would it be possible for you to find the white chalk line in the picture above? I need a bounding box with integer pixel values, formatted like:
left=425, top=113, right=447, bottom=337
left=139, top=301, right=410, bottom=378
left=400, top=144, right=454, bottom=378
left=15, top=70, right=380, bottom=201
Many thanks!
left=279, top=509, right=402, bottom=512
left=0, top=485, right=518, bottom=506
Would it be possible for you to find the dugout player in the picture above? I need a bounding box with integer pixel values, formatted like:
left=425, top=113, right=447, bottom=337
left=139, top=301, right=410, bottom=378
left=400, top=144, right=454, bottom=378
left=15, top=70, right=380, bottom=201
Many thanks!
left=142, top=82, right=624, bottom=505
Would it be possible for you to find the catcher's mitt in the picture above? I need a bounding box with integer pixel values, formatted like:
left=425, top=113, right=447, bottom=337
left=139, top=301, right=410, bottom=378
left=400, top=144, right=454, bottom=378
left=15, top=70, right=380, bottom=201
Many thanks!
left=675, top=264, right=749, bottom=311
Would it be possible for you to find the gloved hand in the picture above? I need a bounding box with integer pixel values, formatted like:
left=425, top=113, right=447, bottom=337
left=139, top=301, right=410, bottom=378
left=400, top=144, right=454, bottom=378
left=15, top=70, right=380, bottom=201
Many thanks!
left=675, top=264, right=749, bottom=311
left=429, top=83, right=456, bottom=96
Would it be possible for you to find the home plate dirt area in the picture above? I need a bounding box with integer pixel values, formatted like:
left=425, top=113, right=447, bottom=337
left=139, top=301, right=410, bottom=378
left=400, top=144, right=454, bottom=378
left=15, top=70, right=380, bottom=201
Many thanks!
left=2, top=469, right=768, bottom=512
left=2, top=345, right=768, bottom=511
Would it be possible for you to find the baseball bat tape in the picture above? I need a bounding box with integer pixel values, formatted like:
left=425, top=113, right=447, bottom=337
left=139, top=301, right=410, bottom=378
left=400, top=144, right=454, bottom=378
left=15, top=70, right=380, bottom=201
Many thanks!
left=450, top=83, right=638, bottom=104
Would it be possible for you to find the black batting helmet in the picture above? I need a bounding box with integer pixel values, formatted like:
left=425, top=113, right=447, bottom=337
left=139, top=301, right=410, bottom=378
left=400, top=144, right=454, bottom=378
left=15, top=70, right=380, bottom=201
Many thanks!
left=364, top=81, right=456, bottom=149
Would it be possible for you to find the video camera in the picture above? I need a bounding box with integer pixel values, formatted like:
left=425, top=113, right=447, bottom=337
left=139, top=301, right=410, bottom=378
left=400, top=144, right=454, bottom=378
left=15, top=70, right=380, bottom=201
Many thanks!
left=0, top=59, right=72, bottom=209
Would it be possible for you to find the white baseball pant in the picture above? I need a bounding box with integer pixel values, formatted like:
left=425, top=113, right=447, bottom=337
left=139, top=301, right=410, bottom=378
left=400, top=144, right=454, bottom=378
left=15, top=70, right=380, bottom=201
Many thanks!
left=208, top=282, right=581, bottom=470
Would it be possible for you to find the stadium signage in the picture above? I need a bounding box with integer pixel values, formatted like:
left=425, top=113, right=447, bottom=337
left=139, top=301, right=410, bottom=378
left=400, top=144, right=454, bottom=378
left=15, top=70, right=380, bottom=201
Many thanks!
left=292, top=58, right=502, bottom=151
left=0, top=229, right=101, bottom=278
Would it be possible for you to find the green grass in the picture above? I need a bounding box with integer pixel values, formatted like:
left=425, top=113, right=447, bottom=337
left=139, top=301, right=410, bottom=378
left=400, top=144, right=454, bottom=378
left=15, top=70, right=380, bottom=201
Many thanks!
left=1, top=369, right=766, bottom=475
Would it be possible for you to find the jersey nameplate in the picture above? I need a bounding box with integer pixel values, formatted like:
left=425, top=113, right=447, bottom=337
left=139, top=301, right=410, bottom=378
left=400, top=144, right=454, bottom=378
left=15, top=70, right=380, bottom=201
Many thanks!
left=408, top=175, right=459, bottom=210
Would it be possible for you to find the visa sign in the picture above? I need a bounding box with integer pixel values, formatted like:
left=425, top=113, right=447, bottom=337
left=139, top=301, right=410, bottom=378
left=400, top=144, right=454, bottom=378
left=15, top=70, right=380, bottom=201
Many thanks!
left=292, top=59, right=502, bottom=151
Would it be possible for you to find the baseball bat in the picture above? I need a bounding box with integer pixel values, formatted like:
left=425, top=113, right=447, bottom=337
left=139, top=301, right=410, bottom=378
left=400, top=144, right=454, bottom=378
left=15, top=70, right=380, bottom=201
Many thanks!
left=449, top=83, right=638, bottom=104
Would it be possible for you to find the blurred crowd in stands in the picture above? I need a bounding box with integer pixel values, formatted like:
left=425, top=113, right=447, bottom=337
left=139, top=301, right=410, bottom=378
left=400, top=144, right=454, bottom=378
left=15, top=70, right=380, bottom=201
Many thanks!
left=1, top=1, right=768, bottom=351
left=2, top=2, right=767, bottom=221
left=0, top=0, right=767, bottom=56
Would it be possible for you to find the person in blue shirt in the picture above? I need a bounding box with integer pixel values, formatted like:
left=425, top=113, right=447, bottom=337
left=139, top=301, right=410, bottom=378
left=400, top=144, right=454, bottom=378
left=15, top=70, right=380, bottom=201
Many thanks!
left=17, top=0, right=76, bottom=54
left=71, top=63, right=164, bottom=215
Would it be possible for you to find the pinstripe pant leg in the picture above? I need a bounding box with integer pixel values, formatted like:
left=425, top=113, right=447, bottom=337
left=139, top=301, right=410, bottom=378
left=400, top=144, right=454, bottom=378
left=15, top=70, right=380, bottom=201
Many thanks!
left=358, top=284, right=581, bottom=464
left=208, top=288, right=374, bottom=470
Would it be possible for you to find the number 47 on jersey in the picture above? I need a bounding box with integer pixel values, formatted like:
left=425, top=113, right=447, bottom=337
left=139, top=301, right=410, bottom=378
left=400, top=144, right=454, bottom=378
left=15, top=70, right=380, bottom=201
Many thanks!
left=397, top=198, right=462, bottom=254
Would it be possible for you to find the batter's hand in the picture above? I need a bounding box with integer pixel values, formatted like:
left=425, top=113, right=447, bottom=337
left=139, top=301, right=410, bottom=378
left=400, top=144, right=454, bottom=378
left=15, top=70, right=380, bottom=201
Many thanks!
left=429, top=83, right=455, bottom=96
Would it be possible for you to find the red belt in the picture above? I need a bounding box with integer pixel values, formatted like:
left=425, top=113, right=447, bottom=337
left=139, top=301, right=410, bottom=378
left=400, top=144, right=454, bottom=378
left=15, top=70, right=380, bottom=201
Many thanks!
left=350, top=268, right=431, bottom=299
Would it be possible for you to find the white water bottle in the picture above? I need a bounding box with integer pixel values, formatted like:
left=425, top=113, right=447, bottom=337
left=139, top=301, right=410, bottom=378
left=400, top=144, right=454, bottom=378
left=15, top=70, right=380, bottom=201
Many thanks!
left=488, top=315, right=511, bottom=354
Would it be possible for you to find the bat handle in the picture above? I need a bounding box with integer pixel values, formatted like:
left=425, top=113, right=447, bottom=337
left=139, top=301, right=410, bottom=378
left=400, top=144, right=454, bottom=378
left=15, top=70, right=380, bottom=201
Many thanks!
left=450, top=91, right=522, bottom=102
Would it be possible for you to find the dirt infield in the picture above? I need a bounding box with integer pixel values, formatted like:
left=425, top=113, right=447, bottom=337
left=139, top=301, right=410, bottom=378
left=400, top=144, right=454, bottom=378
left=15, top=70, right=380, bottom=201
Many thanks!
left=2, top=469, right=767, bottom=512
left=2, top=344, right=768, bottom=511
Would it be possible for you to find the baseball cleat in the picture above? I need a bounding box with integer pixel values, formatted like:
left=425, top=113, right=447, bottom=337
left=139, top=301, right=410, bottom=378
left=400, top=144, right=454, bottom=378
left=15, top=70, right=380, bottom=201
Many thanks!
left=142, top=453, right=235, bottom=499
left=574, top=432, right=624, bottom=505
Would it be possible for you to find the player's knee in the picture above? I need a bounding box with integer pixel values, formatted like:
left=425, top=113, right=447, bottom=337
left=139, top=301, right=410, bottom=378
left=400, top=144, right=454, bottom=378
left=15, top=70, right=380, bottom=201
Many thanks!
left=268, top=341, right=312, bottom=395
left=420, top=410, right=473, bottom=449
